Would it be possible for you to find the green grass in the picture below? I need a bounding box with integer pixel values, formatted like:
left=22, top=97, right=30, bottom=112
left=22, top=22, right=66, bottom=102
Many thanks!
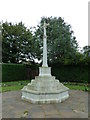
left=1, top=85, right=24, bottom=92
left=2, top=80, right=30, bottom=85
left=0, top=80, right=89, bottom=92
left=0, top=80, right=30, bottom=92
left=65, top=84, right=88, bottom=91
left=0, top=87, right=2, bottom=92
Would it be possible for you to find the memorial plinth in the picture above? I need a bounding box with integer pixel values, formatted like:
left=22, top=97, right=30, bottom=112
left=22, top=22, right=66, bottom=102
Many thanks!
left=21, top=22, right=69, bottom=103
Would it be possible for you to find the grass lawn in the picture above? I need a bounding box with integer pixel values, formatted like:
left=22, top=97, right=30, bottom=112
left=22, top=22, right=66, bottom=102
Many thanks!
left=0, top=80, right=30, bottom=92
left=0, top=80, right=89, bottom=92
left=1, top=85, right=24, bottom=92
left=1, top=80, right=30, bottom=85
left=65, top=84, right=88, bottom=91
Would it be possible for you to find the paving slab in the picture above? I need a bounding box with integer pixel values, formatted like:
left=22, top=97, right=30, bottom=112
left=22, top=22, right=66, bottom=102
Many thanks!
left=42, top=104, right=60, bottom=116
left=0, top=93, right=2, bottom=119
left=1, top=90, right=88, bottom=118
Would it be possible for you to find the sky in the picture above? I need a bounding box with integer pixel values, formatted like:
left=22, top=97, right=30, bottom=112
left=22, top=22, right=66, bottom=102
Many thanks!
left=0, top=0, right=89, bottom=49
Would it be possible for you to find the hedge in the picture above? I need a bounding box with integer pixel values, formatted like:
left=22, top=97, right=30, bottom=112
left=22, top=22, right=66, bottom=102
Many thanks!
left=2, top=63, right=89, bottom=83
left=2, top=63, right=26, bottom=82
left=51, top=64, right=88, bottom=83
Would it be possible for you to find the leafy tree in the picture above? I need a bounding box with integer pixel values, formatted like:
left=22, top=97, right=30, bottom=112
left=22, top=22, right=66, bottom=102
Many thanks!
left=33, top=16, right=79, bottom=64
left=82, top=45, right=90, bottom=57
left=2, top=21, right=35, bottom=63
left=72, top=51, right=85, bottom=65
left=81, top=45, right=90, bottom=64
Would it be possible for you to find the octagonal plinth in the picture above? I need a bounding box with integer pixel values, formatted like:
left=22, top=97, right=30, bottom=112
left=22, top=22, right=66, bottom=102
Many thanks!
left=22, top=88, right=69, bottom=104
left=21, top=72, right=69, bottom=103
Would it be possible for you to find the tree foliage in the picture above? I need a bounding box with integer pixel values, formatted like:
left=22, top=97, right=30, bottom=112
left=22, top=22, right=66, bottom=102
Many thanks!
left=2, top=21, right=35, bottom=63
left=2, top=19, right=88, bottom=65
left=34, top=16, right=79, bottom=64
left=82, top=45, right=90, bottom=64
left=82, top=45, right=90, bottom=57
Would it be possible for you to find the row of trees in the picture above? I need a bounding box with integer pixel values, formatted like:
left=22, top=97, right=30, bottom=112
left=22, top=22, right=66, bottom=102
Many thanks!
left=2, top=17, right=90, bottom=65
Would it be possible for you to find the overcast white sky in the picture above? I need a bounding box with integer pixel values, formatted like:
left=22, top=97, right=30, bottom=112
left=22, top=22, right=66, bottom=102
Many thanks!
left=0, top=0, right=89, bottom=49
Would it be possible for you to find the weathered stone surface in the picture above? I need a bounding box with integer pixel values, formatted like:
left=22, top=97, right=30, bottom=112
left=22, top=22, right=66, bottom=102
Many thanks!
left=39, top=67, right=51, bottom=76
left=21, top=22, right=69, bottom=103
left=21, top=69, right=69, bottom=103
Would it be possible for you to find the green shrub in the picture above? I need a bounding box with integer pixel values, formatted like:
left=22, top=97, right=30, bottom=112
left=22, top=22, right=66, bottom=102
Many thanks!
left=2, top=63, right=26, bottom=82
left=2, top=63, right=89, bottom=83
left=51, top=64, right=88, bottom=83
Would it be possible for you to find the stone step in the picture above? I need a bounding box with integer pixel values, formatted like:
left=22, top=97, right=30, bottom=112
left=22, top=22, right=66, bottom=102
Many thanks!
left=26, top=79, right=66, bottom=92
left=35, top=76, right=55, bottom=81
left=22, top=84, right=69, bottom=94
left=31, top=78, right=59, bottom=85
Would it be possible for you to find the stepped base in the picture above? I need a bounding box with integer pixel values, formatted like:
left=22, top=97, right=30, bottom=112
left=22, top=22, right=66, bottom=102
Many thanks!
left=22, top=92, right=69, bottom=104
left=22, top=88, right=69, bottom=103
left=21, top=72, right=69, bottom=103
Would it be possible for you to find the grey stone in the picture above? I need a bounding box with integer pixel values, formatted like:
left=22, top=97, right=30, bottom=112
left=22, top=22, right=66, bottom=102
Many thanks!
left=21, top=21, right=69, bottom=104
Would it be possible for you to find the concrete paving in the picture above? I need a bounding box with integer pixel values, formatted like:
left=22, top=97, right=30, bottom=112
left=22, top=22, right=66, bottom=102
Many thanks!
left=0, top=93, right=2, bottom=119
left=1, top=90, right=88, bottom=118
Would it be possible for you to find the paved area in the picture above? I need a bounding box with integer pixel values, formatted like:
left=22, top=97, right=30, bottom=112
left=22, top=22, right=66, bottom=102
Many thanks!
left=0, top=93, right=2, bottom=119
left=1, top=90, right=88, bottom=118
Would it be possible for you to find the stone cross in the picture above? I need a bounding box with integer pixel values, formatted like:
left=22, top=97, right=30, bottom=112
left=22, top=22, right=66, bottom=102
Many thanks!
left=42, top=21, right=49, bottom=67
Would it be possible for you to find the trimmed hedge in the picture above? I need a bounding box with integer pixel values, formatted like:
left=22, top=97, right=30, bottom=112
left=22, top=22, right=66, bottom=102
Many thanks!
left=51, top=64, right=88, bottom=83
left=2, top=63, right=88, bottom=83
left=2, top=63, right=26, bottom=82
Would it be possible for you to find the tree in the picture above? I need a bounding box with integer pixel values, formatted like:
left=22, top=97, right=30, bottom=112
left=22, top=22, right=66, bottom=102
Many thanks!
left=33, top=16, right=79, bottom=64
left=82, top=45, right=90, bottom=64
left=82, top=45, right=90, bottom=57
left=2, top=21, right=34, bottom=63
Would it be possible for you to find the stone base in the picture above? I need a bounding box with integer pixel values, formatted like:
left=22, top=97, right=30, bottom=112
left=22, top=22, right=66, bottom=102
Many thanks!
left=21, top=69, right=69, bottom=103
left=22, top=89, right=69, bottom=104
left=39, top=67, right=51, bottom=76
